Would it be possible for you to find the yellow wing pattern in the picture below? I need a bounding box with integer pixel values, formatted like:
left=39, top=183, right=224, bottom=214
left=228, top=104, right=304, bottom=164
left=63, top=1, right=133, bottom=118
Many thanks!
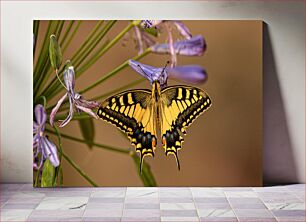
left=160, top=85, right=212, bottom=169
left=97, top=90, right=157, bottom=170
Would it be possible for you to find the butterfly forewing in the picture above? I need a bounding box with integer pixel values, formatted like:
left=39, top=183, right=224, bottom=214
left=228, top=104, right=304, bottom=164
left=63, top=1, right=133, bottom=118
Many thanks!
left=97, top=90, right=157, bottom=168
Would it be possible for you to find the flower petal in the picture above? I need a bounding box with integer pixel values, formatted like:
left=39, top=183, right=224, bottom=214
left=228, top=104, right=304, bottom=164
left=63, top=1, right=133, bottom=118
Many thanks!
left=129, top=60, right=168, bottom=87
left=64, top=66, right=75, bottom=95
left=59, top=95, right=74, bottom=127
left=33, top=121, right=39, bottom=133
left=42, top=137, right=60, bottom=167
left=75, top=94, right=99, bottom=109
left=75, top=104, right=98, bottom=119
left=168, top=65, right=207, bottom=84
left=34, top=104, right=47, bottom=125
left=173, top=21, right=192, bottom=39
left=151, top=35, right=206, bottom=56
left=141, top=20, right=162, bottom=28
left=50, top=93, right=67, bottom=126
left=134, top=26, right=144, bottom=54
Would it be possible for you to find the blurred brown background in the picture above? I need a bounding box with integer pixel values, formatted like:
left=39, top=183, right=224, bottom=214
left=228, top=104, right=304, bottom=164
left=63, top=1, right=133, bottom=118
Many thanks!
left=36, top=20, right=262, bottom=186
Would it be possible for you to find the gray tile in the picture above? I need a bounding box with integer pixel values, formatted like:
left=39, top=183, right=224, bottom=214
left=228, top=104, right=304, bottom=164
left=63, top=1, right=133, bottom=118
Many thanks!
left=91, top=190, right=125, bottom=198
left=161, top=203, right=196, bottom=210
left=1, top=209, right=33, bottom=221
left=89, top=197, right=124, bottom=203
left=83, top=217, right=121, bottom=222
left=160, top=197, right=194, bottom=203
left=196, top=203, right=231, bottom=209
left=2, top=203, right=39, bottom=209
left=29, top=209, right=84, bottom=217
left=198, top=209, right=235, bottom=218
left=194, top=197, right=228, bottom=203
left=234, top=209, right=274, bottom=218
left=83, top=208, right=123, bottom=217
left=27, top=217, right=83, bottom=221
left=200, top=217, right=238, bottom=222
left=161, top=209, right=198, bottom=217
left=125, top=198, right=159, bottom=203
left=122, top=209, right=160, bottom=217
left=162, top=216, right=199, bottom=222
left=122, top=217, right=161, bottom=221
left=228, top=198, right=262, bottom=204
left=237, top=218, right=277, bottom=222
left=272, top=209, right=305, bottom=217
left=125, top=203, right=160, bottom=209
left=230, top=203, right=266, bottom=209
left=86, top=202, right=123, bottom=209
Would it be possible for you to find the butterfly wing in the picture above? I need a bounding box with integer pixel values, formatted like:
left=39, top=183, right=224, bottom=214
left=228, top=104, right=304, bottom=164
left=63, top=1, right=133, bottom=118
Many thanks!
left=160, top=85, right=211, bottom=169
left=97, top=90, right=157, bottom=171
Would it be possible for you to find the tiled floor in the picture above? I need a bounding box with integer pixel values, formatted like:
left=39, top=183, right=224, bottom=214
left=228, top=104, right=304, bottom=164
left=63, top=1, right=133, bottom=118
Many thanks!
left=0, top=184, right=305, bottom=222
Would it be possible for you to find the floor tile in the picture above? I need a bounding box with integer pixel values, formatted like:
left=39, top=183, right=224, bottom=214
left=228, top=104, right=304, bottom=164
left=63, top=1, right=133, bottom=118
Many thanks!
left=225, top=191, right=258, bottom=198
left=122, top=209, right=160, bottom=217
left=234, top=209, right=274, bottom=218
left=83, top=217, right=121, bottom=222
left=198, top=209, right=235, bottom=217
left=1, top=203, right=39, bottom=209
left=36, top=196, right=88, bottom=210
left=161, top=216, right=199, bottom=222
left=161, top=209, right=198, bottom=217
left=265, top=202, right=305, bottom=210
left=160, top=203, right=196, bottom=210
left=125, top=203, right=160, bottom=209
left=29, top=209, right=84, bottom=218
left=1, top=209, right=32, bottom=221
left=196, top=202, right=231, bottom=209
left=83, top=208, right=123, bottom=217
left=194, top=197, right=228, bottom=203
left=191, top=188, right=225, bottom=197
left=122, top=217, right=161, bottom=221
left=86, top=202, right=123, bottom=209
left=89, top=197, right=124, bottom=203
left=160, top=197, right=194, bottom=203
left=200, top=217, right=238, bottom=221
left=91, top=190, right=125, bottom=198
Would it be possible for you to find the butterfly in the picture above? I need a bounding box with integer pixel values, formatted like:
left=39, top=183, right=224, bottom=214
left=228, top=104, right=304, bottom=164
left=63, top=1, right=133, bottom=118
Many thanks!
left=97, top=81, right=211, bottom=171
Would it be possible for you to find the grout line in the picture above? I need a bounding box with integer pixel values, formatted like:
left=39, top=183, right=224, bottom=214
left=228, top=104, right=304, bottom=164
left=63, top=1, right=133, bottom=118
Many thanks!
left=190, top=187, right=200, bottom=222
left=254, top=187, right=280, bottom=222
left=224, top=188, right=239, bottom=222
left=120, top=187, right=127, bottom=222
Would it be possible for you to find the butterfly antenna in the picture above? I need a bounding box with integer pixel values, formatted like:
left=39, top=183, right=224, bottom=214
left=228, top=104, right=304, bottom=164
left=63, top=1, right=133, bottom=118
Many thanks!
left=161, top=61, right=170, bottom=75
left=174, top=152, right=181, bottom=171
left=137, top=64, right=150, bottom=78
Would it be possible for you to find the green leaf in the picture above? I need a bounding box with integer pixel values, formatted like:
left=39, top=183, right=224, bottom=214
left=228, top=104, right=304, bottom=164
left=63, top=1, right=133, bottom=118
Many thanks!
left=41, top=159, right=56, bottom=187
left=131, top=152, right=157, bottom=187
left=78, top=118, right=95, bottom=149
left=49, top=34, right=62, bottom=70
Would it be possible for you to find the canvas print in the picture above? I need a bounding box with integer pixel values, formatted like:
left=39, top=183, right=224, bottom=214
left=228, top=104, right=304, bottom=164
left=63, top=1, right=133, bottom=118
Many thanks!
left=33, top=20, right=262, bottom=187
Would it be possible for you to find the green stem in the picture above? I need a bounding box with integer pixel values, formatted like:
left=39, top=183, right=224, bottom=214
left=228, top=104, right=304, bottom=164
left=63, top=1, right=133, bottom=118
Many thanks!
left=46, top=128, right=130, bottom=154
left=33, top=20, right=40, bottom=59
left=62, top=151, right=98, bottom=187
left=33, top=21, right=52, bottom=83
left=80, top=48, right=151, bottom=94
left=41, top=21, right=109, bottom=100
left=54, top=126, right=63, bottom=186
left=52, top=126, right=98, bottom=187
left=59, top=21, right=74, bottom=46
left=76, top=21, right=136, bottom=76
left=72, top=20, right=104, bottom=67
left=62, top=21, right=82, bottom=53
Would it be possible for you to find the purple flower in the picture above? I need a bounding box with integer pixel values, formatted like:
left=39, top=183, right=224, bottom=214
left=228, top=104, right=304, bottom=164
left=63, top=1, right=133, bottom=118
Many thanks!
left=133, top=26, right=155, bottom=55
left=151, top=35, right=206, bottom=56
left=140, top=20, right=191, bottom=39
left=129, top=60, right=207, bottom=88
left=50, top=66, right=99, bottom=127
left=33, top=104, right=60, bottom=168
left=129, top=60, right=168, bottom=88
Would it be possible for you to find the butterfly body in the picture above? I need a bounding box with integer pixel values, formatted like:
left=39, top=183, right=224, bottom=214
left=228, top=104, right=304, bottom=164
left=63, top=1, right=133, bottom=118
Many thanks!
left=97, top=81, right=211, bottom=171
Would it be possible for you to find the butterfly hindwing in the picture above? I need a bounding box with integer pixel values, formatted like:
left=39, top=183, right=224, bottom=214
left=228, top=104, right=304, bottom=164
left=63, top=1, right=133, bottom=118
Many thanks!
left=97, top=90, right=157, bottom=169
left=160, top=85, right=212, bottom=169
